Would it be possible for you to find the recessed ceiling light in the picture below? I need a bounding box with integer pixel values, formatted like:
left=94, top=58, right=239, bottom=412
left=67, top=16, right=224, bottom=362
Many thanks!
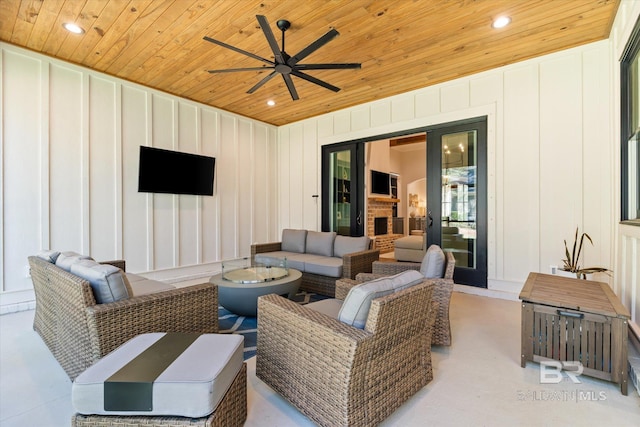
left=267, top=100, right=276, bottom=106
left=492, top=16, right=511, bottom=29
left=63, top=23, right=85, bottom=34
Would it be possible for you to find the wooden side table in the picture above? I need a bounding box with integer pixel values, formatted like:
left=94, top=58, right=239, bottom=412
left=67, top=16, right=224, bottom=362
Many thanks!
left=519, top=272, right=630, bottom=395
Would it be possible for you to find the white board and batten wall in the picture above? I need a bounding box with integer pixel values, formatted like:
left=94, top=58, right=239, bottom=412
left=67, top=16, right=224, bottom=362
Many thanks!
left=277, top=1, right=640, bottom=329
left=0, top=42, right=279, bottom=313
left=1, top=1, right=639, bottom=328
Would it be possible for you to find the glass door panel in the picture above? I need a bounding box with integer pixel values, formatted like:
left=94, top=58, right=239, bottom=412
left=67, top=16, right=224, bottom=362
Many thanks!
left=441, top=131, right=477, bottom=269
left=330, top=150, right=352, bottom=235
left=322, top=143, right=364, bottom=236
left=427, top=118, right=487, bottom=288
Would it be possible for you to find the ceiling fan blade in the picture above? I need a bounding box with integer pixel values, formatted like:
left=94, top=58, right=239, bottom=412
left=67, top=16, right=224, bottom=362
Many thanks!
left=208, top=67, right=273, bottom=73
left=291, top=70, right=340, bottom=92
left=256, top=15, right=285, bottom=64
left=294, top=63, right=361, bottom=70
left=203, top=36, right=274, bottom=66
left=282, top=74, right=299, bottom=100
left=288, top=29, right=339, bottom=66
left=247, top=70, right=278, bottom=94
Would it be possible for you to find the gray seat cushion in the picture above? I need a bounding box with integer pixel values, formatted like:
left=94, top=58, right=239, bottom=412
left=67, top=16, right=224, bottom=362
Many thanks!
left=72, top=333, right=244, bottom=418
left=302, top=254, right=343, bottom=278
left=306, top=298, right=343, bottom=318
left=125, top=273, right=176, bottom=296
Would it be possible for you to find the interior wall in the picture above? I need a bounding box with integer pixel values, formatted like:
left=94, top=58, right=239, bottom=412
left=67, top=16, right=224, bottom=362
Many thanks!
left=277, top=39, right=615, bottom=299
left=0, top=43, right=279, bottom=313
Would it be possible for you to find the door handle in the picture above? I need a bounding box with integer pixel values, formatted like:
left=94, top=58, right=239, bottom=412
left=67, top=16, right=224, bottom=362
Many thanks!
left=427, top=211, right=433, bottom=228
left=356, top=211, right=362, bottom=226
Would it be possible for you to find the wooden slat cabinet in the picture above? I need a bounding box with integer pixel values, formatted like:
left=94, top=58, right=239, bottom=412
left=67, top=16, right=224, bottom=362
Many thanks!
left=519, top=273, right=630, bottom=395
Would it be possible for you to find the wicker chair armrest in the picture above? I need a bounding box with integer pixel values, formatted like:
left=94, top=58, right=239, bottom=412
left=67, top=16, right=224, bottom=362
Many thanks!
left=354, top=272, right=385, bottom=282
left=250, top=242, right=282, bottom=261
left=444, top=251, right=456, bottom=279
left=364, top=281, right=433, bottom=335
left=85, top=283, right=218, bottom=359
left=335, top=278, right=360, bottom=300
left=99, top=260, right=126, bottom=271
left=258, top=294, right=370, bottom=356
left=342, top=249, right=380, bottom=279
left=427, top=277, right=454, bottom=303
left=371, top=260, right=421, bottom=276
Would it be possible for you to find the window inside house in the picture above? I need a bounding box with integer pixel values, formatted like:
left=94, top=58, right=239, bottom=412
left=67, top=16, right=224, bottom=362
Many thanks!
left=622, top=17, right=640, bottom=222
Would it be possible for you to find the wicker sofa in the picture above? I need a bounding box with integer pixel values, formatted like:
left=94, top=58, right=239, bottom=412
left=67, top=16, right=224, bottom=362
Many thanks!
left=256, top=276, right=435, bottom=427
left=28, top=253, right=218, bottom=379
left=342, top=249, right=455, bottom=346
left=251, top=229, right=380, bottom=297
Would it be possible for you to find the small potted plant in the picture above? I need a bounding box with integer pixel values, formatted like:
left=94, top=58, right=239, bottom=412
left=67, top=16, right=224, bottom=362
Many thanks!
left=561, top=227, right=611, bottom=279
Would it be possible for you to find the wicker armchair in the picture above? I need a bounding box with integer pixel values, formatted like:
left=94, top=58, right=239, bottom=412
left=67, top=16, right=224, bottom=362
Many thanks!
left=28, top=256, right=218, bottom=379
left=341, top=251, right=455, bottom=346
left=256, top=281, right=435, bottom=427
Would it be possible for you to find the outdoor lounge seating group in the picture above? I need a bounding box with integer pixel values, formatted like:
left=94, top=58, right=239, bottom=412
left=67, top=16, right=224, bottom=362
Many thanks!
left=29, top=232, right=455, bottom=427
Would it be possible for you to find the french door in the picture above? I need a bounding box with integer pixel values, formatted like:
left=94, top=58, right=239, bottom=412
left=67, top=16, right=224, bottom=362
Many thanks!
left=427, top=118, right=487, bottom=288
left=321, top=143, right=365, bottom=236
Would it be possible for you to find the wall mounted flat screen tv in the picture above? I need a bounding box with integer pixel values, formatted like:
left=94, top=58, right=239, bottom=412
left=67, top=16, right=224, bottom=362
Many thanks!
left=138, top=146, right=215, bottom=196
left=370, top=169, right=390, bottom=195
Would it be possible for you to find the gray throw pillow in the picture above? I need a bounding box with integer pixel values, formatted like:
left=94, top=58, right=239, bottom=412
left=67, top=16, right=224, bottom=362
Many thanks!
left=281, top=229, right=307, bottom=253
left=306, top=231, right=336, bottom=257
left=420, top=245, right=446, bottom=278
left=55, top=251, right=93, bottom=271
left=36, top=250, right=61, bottom=263
left=70, top=259, right=130, bottom=303
left=333, top=235, right=371, bottom=258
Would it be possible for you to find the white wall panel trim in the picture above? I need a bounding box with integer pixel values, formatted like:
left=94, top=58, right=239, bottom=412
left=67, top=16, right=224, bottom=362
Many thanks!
left=145, top=91, right=154, bottom=271
left=196, top=107, right=203, bottom=264
left=214, top=111, right=222, bottom=261
left=0, top=50, right=4, bottom=292
left=172, top=99, right=179, bottom=268
left=82, top=73, right=90, bottom=254
left=115, top=83, right=123, bottom=259
left=40, top=60, right=50, bottom=253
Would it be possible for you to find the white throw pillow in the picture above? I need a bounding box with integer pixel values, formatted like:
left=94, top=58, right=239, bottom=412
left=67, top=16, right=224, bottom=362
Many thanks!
left=70, top=259, right=130, bottom=304
left=420, top=245, right=446, bottom=279
left=338, top=270, right=424, bottom=329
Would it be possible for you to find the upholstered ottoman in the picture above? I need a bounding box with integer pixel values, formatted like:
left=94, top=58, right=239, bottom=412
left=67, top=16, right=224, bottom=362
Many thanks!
left=393, top=235, right=425, bottom=262
left=71, top=333, right=246, bottom=427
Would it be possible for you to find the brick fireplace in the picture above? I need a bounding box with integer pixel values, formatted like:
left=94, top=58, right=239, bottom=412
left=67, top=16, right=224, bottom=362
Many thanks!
left=367, top=198, right=402, bottom=253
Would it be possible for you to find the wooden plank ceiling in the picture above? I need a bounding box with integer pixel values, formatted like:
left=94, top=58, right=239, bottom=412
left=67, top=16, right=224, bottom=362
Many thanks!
left=0, top=0, right=620, bottom=126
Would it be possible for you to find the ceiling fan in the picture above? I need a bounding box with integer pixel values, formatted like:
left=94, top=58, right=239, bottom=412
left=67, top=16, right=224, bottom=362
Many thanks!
left=203, top=15, right=361, bottom=100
